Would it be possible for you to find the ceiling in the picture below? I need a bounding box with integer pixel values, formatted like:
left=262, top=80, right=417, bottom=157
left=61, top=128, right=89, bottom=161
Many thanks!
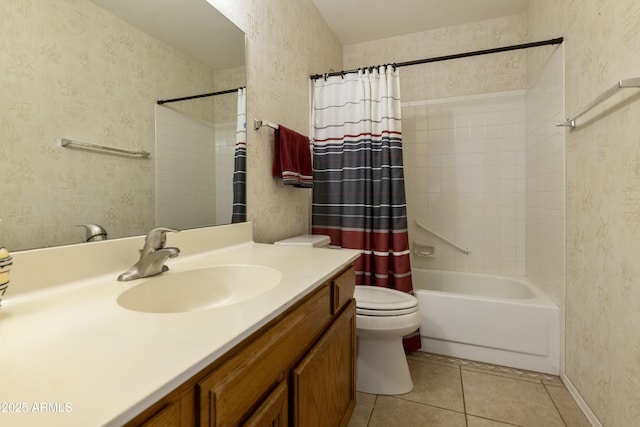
left=311, top=0, right=529, bottom=45
left=89, top=0, right=245, bottom=70
left=88, top=0, right=529, bottom=67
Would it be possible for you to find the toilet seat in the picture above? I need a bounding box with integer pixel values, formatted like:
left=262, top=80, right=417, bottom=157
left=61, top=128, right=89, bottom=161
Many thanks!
left=354, top=286, right=419, bottom=316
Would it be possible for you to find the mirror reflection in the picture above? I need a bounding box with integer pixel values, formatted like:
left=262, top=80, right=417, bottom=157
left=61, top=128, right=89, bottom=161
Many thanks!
left=0, top=0, right=246, bottom=251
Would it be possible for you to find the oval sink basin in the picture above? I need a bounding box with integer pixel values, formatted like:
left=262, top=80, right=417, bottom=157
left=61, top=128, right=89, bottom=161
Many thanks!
left=117, top=264, right=282, bottom=313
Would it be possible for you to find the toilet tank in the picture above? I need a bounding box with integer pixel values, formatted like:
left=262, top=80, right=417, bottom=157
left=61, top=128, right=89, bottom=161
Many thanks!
left=273, top=234, right=331, bottom=248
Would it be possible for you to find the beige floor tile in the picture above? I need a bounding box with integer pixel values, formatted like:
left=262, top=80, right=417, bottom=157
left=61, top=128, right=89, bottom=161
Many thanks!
left=546, top=385, right=592, bottom=427
left=396, top=359, right=464, bottom=412
left=407, top=351, right=463, bottom=369
left=462, top=363, right=558, bottom=385
left=542, top=376, right=565, bottom=387
left=369, top=396, right=466, bottom=427
left=348, top=392, right=376, bottom=427
left=462, top=370, right=565, bottom=426
left=467, top=415, right=522, bottom=426
left=354, top=353, right=588, bottom=427
left=412, top=352, right=561, bottom=385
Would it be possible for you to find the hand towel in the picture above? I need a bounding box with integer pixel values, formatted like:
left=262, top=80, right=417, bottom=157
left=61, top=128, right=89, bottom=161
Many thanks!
left=272, top=125, right=313, bottom=188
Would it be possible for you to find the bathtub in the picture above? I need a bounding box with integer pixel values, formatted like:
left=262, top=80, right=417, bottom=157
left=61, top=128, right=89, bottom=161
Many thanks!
left=412, top=269, right=560, bottom=375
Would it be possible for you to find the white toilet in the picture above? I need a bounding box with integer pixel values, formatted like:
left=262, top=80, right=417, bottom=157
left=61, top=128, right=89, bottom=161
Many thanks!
left=353, top=285, right=421, bottom=395
left=274, top=234, right=421, bottom=395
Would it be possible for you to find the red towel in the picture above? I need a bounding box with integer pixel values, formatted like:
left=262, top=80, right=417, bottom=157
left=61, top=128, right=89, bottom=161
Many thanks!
left=272, top=125, right=313, bottom=188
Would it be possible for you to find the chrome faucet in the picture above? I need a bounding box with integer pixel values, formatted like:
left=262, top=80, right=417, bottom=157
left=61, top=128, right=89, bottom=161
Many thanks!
left=78, top=223, right=108, bottom=242
left=117, top=227, right=180, bottom=281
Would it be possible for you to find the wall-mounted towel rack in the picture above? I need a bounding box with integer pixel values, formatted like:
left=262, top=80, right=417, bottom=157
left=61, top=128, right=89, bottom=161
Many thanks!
left=254, top=119, right=279, bottom=130
left=556, top=77, right=640, bottom=129
left=60, top=138, right=150, bottom=158
left=415, top=220, right=470, bottom=255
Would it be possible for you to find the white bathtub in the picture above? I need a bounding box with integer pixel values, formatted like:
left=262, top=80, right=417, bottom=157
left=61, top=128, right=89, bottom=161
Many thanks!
left=413, top=269, right=560, bottom=375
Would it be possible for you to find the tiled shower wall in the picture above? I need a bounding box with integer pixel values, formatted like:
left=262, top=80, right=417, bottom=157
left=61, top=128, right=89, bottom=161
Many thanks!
left=156, top=109, right=237, bottom=229
left=402, top=48, right=564, bottom=284
left=403, top=91, right=526, bottom=275
left=524, top=47, right=565, bottom=307
left=213, top=122, right=236, bottom=224
left=156, top=106, right=217, bottom=230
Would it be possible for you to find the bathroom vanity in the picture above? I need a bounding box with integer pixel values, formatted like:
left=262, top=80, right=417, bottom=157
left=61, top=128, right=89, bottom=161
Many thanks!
left=0, top=223, right=360, bottom=426
left=128, top=265, right=356, bottom=426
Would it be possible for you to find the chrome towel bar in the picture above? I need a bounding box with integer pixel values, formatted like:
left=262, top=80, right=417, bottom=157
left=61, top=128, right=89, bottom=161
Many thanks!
left=60, top=138, right=150, bottom=158
left=254, top=119, right=279, bottom=130
left=556, top=77, right=640, bottom=129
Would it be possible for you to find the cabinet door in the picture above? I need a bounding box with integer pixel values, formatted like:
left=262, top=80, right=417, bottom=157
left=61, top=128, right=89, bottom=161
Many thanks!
left=243, top=380, right=288, bottom=427
left=292, top=301, right=356, bottom=427
left=198, top=285, right=332, bottom=426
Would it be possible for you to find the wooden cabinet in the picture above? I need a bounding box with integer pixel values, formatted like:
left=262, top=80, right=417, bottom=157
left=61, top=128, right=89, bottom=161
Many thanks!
left=197, top=283, right=332, bottom=426
left=331, top=266, right=355, bottom=315
left=133, top=382, right=195, bottom=426
left=126, top=264, right=356, bottom=427
left=292, top=301, right=356, bottom=427
left=244, top=380, right=288, bottom=427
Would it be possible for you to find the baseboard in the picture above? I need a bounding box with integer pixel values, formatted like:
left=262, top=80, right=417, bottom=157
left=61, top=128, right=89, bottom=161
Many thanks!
left=561, top=374, right=602, bottom=427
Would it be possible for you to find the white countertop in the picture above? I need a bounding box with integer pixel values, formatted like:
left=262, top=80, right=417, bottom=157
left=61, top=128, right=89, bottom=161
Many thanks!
left=0, top=227, right=360, bottom=426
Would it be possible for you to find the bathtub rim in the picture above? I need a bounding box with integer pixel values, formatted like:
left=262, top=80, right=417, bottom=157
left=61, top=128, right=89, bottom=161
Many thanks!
left=410, top=268, right=557, bottom=308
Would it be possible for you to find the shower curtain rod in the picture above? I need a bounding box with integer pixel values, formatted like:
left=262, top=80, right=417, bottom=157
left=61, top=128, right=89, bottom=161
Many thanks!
left=310, top=37, right=563, bottom=80
left=157, top=86, right=245, bottom=105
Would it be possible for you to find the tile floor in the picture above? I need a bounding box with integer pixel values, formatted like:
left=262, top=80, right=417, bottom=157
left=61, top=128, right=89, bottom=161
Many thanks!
left=348, top=352, right=592, bottom=427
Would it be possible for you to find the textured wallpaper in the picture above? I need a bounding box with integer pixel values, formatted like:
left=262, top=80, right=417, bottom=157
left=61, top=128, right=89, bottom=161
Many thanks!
left=0, top=0, right=241, bottom=250
left=343, top=14, right=528, bottom=101
left=528, top=1, right=640, bottom=425
left=206, top=0, right=343, bottom=243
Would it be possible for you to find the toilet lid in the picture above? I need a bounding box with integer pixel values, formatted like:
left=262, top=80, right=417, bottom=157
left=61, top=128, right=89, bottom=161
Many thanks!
left=273, top=234, right=330, bottom=247
left=353, top=286, right=418, bottom=316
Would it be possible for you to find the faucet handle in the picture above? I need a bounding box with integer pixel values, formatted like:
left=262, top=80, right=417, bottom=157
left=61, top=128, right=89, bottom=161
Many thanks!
left=142, top=227, right=180, bottom=254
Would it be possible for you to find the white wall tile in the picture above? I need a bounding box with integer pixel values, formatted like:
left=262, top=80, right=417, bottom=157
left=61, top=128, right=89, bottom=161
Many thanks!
left=156, top=107, right=219, bottom=230
left=524, top=47, right=565, bottom=307
left=405, top=91, right=526, bottom=275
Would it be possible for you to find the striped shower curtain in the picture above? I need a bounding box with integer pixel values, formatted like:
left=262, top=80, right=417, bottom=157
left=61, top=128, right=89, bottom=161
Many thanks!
left=312, top=66, right=419, bottom=350
left=232, top=88, right=247, bottom=223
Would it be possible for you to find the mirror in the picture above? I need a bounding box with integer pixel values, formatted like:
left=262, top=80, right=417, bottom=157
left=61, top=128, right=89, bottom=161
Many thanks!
left=0, top=0, right=246, bottom=251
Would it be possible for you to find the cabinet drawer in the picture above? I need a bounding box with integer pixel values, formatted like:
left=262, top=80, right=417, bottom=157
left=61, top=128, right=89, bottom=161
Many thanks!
left=126, top=385, right=194, bottom=426
left=197, top=284, right=332, bottom=426
left=332, top=266, right=355, bottom=314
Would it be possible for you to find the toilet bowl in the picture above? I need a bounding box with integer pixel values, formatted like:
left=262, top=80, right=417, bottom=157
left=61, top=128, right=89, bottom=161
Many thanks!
left=274, top=235, right=421, bottom=395
left=354, top=285, right=421, bottom=395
